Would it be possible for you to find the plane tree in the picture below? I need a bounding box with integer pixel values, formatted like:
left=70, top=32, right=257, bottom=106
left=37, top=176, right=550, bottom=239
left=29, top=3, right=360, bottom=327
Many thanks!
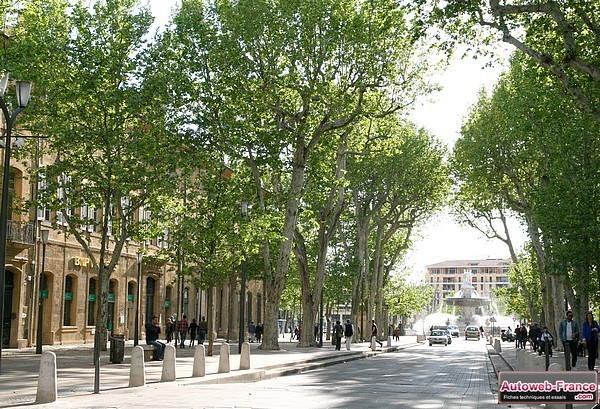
left=452, top=52, right=600, bottom=335
left=156, top=0, right=433, bottom=350
left=4, top=0, right=184, bottom=355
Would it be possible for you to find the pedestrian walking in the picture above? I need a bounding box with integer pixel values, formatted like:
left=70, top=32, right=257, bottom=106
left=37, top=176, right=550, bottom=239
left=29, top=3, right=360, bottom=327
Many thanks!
left=519, top=325, right=528, bottom=349
left=165, top=317, right=173, bottom=344
left=581, top=311, right=599, bottom=370
left=198, top=316, right=208, bottom=345
left=189, top=318, right=198, bottom=347
left=514, top=325, right=521, bottom=348
left=249, top=321, right=256, bottom=342
left=529, top=323, right=540, bottom=352
left=178, top=314, right=189, bottom=348
left=559, top=310, right=580, bottom=368
left=255, top=323, right=263, bottom=343
left=344, top=319, right=354, bottom=350
left=371, top=319, right=383, bottom=347
left=145, top=315, right=165, bottom=361
left=538, top=326, right=554, bottom=356
left=333, top=320, right=344, bottom=351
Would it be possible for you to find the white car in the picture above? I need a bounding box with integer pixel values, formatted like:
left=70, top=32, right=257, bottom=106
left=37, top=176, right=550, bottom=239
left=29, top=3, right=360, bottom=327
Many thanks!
left=429, top=330, right=448, bottom=346
left=447, top=325, right=459, bottom=337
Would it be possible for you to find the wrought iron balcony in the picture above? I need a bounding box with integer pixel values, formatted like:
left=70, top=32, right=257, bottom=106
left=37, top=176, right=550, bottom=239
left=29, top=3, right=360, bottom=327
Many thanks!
left=7, top=220, right=35, bottom=245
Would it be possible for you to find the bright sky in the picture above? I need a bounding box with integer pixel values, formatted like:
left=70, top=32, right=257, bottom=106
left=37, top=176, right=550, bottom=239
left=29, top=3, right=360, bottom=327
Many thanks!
left=147, top=0, right=528, bottom=281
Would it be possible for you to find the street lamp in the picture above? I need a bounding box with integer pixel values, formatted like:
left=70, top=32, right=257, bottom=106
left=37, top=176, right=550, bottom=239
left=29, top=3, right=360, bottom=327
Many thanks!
left=36, top=230, right=49, bottom=354
left=238, top=201, right=248, bottom=354
left=134, top=251, right=143, bottom=346
left=0, top=72, right=32, bottom=373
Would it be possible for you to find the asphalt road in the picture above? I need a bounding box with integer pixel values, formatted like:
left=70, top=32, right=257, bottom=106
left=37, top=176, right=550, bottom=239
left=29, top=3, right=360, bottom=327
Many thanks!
left=232, top=337, right=499, bottom=409
left=4, top=337, right=507, bottom=409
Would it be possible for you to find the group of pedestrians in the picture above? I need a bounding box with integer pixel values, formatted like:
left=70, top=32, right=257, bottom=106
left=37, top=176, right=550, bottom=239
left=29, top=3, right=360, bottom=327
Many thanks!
left=558, top=309, right=600, bottom=371
left=517, top=310, right=600, bottom=371
left=145, top=315, right=209, bottom=360
left=332, top=319, right=355, bottom=350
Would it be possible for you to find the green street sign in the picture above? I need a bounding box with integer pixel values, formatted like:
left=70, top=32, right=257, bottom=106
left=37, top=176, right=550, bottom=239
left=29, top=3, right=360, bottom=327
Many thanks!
left=107, top=321, right=113, bottom=331
left=65, top=291, right=73, bottom=301
left=108, top=293, right=115, bottom=302
left=128, top=294, right=134, bottom=302
left=165, top=300, right=171, bottom=307
left=41, top=290, right=48, bottom=299
left=89, top=294, right=96, bottom=302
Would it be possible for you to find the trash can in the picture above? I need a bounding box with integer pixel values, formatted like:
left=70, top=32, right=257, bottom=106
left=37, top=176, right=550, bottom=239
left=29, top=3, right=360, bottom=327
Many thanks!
left=110, top=334, right=125, bottom=363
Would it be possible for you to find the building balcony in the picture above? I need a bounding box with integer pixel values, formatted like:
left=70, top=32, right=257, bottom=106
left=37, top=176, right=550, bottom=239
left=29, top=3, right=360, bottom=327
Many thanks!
left=8, top=220, right=35, bottom=247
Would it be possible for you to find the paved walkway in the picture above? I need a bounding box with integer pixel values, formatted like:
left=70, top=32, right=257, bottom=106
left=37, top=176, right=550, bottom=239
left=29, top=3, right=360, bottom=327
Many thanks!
left=2, top=335, right=597, bottom=408
left=0, top=335, right=416, bottom=408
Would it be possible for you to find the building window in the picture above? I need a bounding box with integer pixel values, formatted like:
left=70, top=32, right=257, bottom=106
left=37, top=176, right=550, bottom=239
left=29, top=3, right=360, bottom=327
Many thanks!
left=107, top=280, right=117, bottom=332
left=64, top=275, right=77, bottom=326
left=145, top=277, right=156, bottom=323
left=449, top=268, right=456, bottom=274
left=88, top=278, right=98, bottom=326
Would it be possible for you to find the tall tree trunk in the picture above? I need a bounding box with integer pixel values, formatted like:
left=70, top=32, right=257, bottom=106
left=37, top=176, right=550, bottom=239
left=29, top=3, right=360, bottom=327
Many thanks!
left=260, top=144, right=307, bottom=350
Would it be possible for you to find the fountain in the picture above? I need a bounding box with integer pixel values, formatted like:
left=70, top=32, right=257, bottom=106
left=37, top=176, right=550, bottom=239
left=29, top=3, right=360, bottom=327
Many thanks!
left=443, top=270, right=491, bottom=323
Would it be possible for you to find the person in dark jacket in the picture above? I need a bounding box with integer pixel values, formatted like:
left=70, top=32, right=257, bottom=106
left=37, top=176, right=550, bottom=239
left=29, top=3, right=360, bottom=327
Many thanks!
left=145, top=315, right=165, bottom=360
left=333, top=320, right=344, bottom=351
left=581, top=311, right=599, bottom=370
left=189, top=318, right=198, bottom=347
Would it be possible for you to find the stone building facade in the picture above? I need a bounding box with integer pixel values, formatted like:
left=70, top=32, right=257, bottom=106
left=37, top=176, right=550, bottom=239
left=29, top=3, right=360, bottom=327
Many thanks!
left=2, top=158, right=263, bottom=349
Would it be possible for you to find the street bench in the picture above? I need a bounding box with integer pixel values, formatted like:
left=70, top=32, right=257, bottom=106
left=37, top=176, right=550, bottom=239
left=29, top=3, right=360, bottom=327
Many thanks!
left=141, top=344, right=156, bottom=361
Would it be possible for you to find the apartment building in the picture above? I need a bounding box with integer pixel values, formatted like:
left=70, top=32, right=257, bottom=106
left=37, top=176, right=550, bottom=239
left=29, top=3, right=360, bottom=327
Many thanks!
left=425, top=259, right=511, bottom=309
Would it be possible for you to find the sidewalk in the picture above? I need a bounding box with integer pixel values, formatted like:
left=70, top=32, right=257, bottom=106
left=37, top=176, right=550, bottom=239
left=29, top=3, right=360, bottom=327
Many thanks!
left=0, top=334, right=419, bottom=407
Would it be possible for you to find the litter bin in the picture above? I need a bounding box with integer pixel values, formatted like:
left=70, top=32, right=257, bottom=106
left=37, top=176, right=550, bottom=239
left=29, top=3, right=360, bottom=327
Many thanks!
left=110, top=334, right=125, bottom=363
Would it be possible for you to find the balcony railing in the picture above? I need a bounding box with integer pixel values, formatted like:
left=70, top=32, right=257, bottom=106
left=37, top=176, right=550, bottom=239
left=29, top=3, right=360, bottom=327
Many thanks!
left=7, top=220, right=35, bottom=245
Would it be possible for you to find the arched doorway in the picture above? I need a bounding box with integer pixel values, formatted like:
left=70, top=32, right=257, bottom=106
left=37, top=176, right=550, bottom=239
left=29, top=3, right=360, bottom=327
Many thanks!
left=2, top=271, right=14, bottom=348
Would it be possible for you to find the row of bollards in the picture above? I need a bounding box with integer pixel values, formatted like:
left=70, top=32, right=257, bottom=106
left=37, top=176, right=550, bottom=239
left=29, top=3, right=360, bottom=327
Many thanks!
left=36, top=342, right=252, bottom=403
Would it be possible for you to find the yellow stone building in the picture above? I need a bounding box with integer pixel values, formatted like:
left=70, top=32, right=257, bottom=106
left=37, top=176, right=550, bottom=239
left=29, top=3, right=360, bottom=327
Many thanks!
left=2, top=156, right=263, bottom=349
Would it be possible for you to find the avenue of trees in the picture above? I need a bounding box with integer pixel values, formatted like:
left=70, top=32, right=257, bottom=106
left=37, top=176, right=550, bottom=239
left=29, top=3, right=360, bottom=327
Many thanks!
left=451, top=51, right=599, bottom=339
left=2, top=0, right=597, bottom=357
left=1, top=0, right=448, bottom=353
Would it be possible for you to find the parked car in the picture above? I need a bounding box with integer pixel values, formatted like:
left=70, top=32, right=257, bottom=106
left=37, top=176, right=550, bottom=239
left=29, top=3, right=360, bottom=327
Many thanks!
left=429, top=330, right=448, bottom=346
left=447, top=325, right=459, bottom=337
left=443, top=329, right=453, bottom=344
left=465, top=325, right=481, bottom=340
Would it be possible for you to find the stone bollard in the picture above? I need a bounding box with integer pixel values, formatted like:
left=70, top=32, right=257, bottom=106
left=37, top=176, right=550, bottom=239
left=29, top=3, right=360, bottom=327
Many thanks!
left=387, top=336, right=392, bottom=347
left=192, top=344, right=206, bottom=377
left=161, top=344, right=176, bottom=382
left=240, top=342, right=251, bottom=370
left=129, top=345, right=146, bottom=387
left=494, top=338, right=502, bottom=353
left=218, top=342, right=231, bottom=373
left=548, top=363, right=563, bottom=371
left=371, top=337, right=376, bottom=351
left=36, top=351, right=57, bottom=403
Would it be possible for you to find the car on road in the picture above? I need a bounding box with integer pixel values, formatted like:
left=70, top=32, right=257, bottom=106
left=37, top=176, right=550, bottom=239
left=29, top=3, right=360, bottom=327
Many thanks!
left=443, top=329, right=453, bottom=344
left=465, top=325, right=481, bottom=340
left=429, top=330, right=448, bottom=346
left=447, top=325, right=459, bottom=337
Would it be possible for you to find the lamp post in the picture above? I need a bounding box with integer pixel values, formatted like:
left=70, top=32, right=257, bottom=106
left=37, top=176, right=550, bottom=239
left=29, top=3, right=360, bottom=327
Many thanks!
left=0, top=72, right=32, bottom=373
left=134, top=251, right=143, bottom=346
left=36, top=230, right=49, bottom=354
left=238, top=201, right=248, bottom=354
